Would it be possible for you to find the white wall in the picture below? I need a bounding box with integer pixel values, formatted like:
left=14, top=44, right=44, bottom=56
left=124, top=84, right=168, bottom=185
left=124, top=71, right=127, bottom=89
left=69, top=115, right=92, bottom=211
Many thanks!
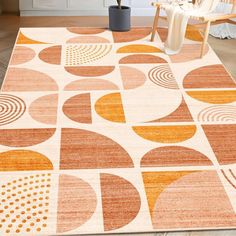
left=2, top=0, right=19, bottom=12
left=19, top=0, right=156, bottom=16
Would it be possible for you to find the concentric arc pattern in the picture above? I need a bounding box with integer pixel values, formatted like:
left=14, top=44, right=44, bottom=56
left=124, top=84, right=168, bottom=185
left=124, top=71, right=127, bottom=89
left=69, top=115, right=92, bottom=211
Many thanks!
left=198, top=105, right=236, bottom=122
left=0, top=94, right=26, bottom=126
left=148, top=65, right=178, bottom=89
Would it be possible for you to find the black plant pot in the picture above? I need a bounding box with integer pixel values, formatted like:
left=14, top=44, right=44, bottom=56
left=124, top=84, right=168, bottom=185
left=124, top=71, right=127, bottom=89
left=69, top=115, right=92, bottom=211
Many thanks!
left=109, top=5, right=131, bottom=32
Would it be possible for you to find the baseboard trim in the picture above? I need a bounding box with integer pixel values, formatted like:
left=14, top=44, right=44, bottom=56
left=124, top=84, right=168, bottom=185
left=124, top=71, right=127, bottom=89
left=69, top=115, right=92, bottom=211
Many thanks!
left=20, top=9, right=156, bottom=16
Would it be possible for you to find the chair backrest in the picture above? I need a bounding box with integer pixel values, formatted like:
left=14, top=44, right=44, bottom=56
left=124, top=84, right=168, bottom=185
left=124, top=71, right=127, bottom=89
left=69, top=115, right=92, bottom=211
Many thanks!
left=195, top=0, right=236, bottom=13
left=195, top=0, right=235, bottom=5
left=220, top=0, right=236, bottom=13
left=220, top=0, right=234, bottom=3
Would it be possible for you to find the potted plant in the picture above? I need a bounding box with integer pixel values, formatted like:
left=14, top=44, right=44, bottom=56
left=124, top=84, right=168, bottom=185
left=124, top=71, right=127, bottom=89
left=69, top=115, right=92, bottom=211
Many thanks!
left=109, top=0, right=131, bottom=32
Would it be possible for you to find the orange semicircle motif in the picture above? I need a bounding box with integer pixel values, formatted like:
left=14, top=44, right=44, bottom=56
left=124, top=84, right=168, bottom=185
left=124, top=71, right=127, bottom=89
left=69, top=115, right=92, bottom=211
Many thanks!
left=63, top=93, right=92, bottom=124
left=119, top=54, right=167, bottom=64
left=0, top=128, right=56, bottom=147
left=95, top=92, right=126, bottom=123
left=17, top=31, right=49, bottom=44
left=187, top=90, right=236, bottom=104
left=133, top=125, right=196, bottom=143
left=0, top=150, right=53, bottom=171
left=57, top=174, right=97, bottom=233
left=2, top=68, right=58, bottom=92
left=10, top=46, right=36, bottom=65
left=185, top=25, right=203, bottom=41
left=60, top=128, right=133, bottom=169
left=120, top=66, right=146, bottom=90
left=65, top=66, right=115, bottom=77
left=184, top=65, right=236, bottom=89
left=64, top=79, right=119, bottom=91
left=101, top=173, right=141, bottom=231
left=39, top=45, right=62, bottom=65
left=157, top=26, right=203, bottom=42
left=202, top=124, right=236, bottom=165
left=112, top=27, right=151, bottom=43
left=141, top=146, right=212, bottom=167
left=143, top=171, right=236, bottom=229
left=117, top=44, right=162, bottom=53
left=142, top=171, right=194, bottom=217
left=29, top=94, right=58, bottom=125
left=67, top=27, right=105, bottom=35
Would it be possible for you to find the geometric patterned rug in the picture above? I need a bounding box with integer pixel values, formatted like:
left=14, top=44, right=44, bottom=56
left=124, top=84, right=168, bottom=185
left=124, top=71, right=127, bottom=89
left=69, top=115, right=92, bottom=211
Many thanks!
left=0, top=27, right=236, bottom=235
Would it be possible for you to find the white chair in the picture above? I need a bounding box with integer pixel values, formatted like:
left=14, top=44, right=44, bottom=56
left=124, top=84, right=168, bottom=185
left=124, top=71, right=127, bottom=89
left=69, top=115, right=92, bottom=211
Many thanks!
left=151, top=0, right=236, bottom=57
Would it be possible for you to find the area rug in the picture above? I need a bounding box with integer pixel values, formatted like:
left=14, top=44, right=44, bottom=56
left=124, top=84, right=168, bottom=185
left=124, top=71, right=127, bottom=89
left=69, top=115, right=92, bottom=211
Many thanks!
left=0, top=26, right=236, bottom=235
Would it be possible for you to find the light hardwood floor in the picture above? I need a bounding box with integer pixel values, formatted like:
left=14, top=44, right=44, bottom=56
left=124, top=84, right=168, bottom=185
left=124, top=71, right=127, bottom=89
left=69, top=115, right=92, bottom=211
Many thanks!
left=0, top=14, right=236, bottom=236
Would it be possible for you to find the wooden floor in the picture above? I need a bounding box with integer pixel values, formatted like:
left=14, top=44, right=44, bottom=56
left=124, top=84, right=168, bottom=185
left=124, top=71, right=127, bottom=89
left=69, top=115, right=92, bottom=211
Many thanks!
left=0, top=14, right=236, bottom=236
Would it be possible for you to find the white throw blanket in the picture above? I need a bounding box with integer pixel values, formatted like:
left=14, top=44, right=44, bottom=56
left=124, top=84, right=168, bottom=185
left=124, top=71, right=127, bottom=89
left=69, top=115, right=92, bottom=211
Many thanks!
left=164, top=0, right=220, bottom=55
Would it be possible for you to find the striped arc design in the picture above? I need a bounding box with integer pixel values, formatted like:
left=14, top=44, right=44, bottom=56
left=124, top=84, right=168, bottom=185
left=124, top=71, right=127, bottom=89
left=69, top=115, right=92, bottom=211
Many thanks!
left=148, top=65, right=179, bottom=90
left=198, top=105, right=236, bottom=122
left=0, top=94, right=26, bottom=126
left=221, top=169, right=236, bottom=189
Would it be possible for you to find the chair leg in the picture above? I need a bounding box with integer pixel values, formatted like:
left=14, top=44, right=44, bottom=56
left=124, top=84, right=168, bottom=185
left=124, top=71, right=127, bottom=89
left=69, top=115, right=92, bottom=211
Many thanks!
left=151, top=7, right=160, bottom=42
left=200, top=20, right=211, bottom=58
